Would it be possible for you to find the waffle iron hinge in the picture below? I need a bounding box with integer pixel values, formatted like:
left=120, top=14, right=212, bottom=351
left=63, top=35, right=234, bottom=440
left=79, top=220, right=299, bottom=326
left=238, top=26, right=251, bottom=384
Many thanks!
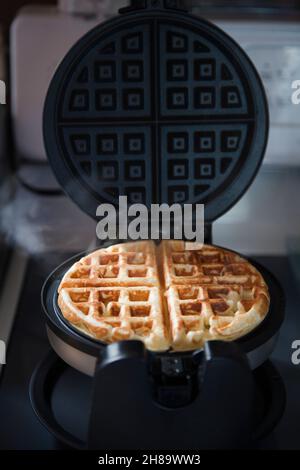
left=149, top=351, right=204, bottom=408
left=119, top=0, right=187, bottom=15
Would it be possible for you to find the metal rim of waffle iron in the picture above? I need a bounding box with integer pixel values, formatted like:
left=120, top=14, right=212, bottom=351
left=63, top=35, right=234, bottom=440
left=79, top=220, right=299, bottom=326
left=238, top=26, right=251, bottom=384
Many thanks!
left=42, top=244, right=285, bottom=376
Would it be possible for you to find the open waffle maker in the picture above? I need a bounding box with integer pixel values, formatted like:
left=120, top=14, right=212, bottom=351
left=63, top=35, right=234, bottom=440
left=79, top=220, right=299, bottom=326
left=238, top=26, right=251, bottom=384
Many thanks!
left=30, top=0, right=285, bottom=449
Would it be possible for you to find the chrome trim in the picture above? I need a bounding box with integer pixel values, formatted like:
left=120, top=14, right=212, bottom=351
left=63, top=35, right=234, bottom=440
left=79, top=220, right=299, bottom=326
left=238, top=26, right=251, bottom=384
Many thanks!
left=47, top=327, right=96, bottom=376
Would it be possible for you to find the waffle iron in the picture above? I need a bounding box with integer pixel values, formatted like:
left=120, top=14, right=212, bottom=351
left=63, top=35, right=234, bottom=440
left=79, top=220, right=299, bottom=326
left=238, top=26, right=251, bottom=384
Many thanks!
left=30, top=0, right=285, bottom=449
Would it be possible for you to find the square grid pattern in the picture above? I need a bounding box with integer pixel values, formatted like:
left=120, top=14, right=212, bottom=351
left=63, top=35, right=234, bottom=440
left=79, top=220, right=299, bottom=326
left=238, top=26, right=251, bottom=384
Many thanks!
left=58, top=242, right=268, bottom=350
left=66, top=249, right=158, bottom=286
left=62, top=25, right=151, bottom=120
left=63, top=286, right=158, bottom=338
left=163, top=243, right=261, bottom=287
left=166, top=283, right=263, bottom=344
left=159, top=25, right=247, bottom=117
left=168, top=284, right=259, bottom=320
left=161, top=124, right=247, bottom=203
left=161, top=241, right=269, bottom=348
left=63, top=126, right=152, bottom=206
left=57, top=18, right=254, bottom=208
left=58, top=243, right=169, bottom=349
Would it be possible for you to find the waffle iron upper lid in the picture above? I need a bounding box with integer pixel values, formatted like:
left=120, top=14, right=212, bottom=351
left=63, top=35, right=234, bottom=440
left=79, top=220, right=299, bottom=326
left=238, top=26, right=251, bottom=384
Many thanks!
left=43, top=0, right=269, bottom=223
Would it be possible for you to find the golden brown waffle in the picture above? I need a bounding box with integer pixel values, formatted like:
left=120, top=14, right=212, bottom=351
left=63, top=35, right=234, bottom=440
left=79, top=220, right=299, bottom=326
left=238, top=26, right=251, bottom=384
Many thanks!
left=58, top=241, right=270, bottom=351
left=166, top=284, right=269, bottom=350
left=58, top=241, right=169, bottom=351
left=58, top=285, right=169, bottom=351
left=161, top=240, right=265, bottom=288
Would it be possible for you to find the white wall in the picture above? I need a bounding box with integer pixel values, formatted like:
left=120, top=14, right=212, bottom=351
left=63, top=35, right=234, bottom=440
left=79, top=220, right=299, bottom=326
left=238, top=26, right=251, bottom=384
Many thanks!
left=214, top=167, right=300, bottom=255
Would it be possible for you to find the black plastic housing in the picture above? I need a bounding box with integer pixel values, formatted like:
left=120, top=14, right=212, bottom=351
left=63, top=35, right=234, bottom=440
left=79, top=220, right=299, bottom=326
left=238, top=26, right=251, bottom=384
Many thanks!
left=29, top=346, right=286, bottom=449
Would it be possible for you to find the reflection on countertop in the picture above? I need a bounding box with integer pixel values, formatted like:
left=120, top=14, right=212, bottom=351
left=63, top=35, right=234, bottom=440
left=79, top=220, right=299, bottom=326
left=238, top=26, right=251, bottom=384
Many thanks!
left=0, top=178, right=96, bottom=255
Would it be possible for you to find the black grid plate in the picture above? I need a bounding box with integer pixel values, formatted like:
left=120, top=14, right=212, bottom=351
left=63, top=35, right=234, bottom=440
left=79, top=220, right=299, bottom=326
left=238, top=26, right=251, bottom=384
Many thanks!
left=44, top=2, right=268, bottom=222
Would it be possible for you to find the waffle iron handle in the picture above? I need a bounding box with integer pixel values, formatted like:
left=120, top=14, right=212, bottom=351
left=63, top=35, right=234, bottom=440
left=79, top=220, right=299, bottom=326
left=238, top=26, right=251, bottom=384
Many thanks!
left=88, top=340, right=151, bottom=449
left=197, top=340, right=256, bottom=447
left=87, top=340, right=255, bottom=449
left=30, top=346, right=284, bottom=449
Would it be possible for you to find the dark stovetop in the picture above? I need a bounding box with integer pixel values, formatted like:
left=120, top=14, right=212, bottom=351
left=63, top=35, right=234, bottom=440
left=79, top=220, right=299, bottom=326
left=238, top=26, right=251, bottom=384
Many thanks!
left=0, top=252, right=299, bottom=450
